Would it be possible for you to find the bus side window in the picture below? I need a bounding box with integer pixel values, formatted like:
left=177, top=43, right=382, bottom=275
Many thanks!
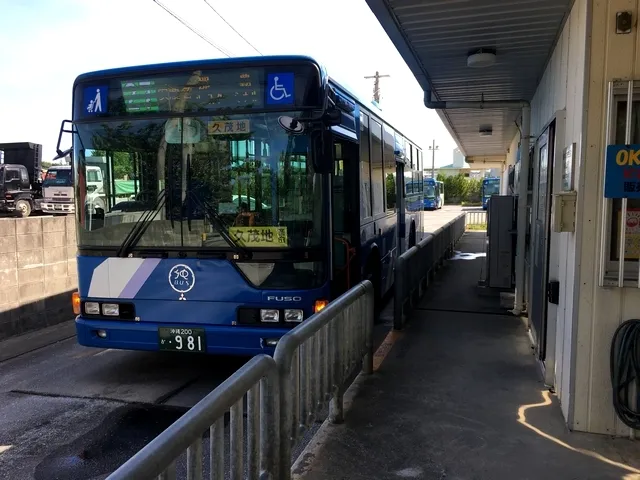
left=383, top=125, right=396, bottom=211
left=370, top=120, right=384, bottom=216
left=360, top=113, right=372, bottom=221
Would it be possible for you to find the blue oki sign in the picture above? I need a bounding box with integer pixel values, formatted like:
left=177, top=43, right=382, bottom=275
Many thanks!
left=605, top=144, right=640, bottom=198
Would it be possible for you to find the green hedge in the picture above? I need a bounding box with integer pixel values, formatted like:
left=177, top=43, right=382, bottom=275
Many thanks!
left=436, top=173, right=482, bottom=204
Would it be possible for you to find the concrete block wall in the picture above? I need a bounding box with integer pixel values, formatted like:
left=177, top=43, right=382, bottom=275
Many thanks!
left=0, top=216, right=77, bottom=341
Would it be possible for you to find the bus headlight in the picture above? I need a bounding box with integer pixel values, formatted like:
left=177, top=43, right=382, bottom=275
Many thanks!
left=284, top=309, right=304, bottom=322
left=260, top=309, right=280, bottom=323
left=102, top=303, right=120, bottom=316
left=85, top=302, right=100, bottom=315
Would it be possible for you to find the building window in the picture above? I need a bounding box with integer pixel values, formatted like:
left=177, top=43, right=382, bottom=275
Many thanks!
left=609, top=99, right=640, bottom=265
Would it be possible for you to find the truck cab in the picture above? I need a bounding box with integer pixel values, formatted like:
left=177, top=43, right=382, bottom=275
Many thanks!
left=0, top=142, right=44, bottom=217
left=41, top=165, right=104, bottom=215
left=42, top=165, right=75, bottom=214
left=0, top=164, right=39, bottom=216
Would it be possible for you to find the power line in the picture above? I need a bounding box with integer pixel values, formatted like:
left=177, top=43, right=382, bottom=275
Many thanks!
left=152, top=0, right=234, bottom=57
left=203, top=0, right=262, bottom=56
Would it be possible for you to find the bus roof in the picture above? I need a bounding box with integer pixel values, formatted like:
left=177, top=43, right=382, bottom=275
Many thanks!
left=74, top=55, right=321, bottom=84
left=74, top=54, right=423, bottom=152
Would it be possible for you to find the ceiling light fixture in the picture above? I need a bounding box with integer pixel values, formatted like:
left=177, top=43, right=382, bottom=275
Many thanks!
left=467, top=48, right=497, bottom=68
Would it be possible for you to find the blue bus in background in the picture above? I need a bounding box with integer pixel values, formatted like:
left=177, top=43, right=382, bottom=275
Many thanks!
left=423, top=178, right=444, bottom=210
left=481, top=177, right=501, bottom=210
left=62, top=55, right=424, bottom=356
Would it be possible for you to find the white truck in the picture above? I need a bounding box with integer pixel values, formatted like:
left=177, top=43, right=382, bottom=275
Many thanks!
left=41, top=165, right=103, bottom=215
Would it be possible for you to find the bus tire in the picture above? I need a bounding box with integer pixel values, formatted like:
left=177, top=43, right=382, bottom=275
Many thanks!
left=15, top=199, right=31, bottom=218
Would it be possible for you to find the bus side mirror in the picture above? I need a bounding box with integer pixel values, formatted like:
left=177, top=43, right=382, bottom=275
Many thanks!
left=323, top=108, right=342, bottom=126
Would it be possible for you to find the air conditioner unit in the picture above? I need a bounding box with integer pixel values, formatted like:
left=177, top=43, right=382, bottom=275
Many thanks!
left=486, top=195, right=516, bottom=289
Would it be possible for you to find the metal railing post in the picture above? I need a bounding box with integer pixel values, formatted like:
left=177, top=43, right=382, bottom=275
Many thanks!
left=394, top=255, right=405, bottom=330
left=274, top=280, right=374, bottom=480
left=107, top=355, right=279, bottom=480
left=362, top=289, right=374, bottom=375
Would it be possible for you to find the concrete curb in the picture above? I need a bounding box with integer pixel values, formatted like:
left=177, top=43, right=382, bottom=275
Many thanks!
left=0, top=320, right=76, bottom=362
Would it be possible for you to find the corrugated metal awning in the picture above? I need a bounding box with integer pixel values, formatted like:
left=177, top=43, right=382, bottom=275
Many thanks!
left=365, top=0, right=573, bottom=157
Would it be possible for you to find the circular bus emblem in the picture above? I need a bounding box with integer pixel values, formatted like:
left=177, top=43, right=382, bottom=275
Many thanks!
left=168, top=264, right=195, bottom=301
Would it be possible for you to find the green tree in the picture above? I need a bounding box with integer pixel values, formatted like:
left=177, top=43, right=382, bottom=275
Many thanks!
left=440, top=173, right=482, bottom=204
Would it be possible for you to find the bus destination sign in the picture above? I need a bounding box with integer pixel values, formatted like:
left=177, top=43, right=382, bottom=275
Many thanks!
left=75, top=63, right=323, bottom=119
left=119, top=69, right=263, bottom=114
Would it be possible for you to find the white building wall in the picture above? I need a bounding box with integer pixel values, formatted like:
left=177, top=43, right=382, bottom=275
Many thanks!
left=572, top=0, right=640, bottom=437
left=509, top=0, right=589, bottom=425
left=520, top=0, right=640, bottom=436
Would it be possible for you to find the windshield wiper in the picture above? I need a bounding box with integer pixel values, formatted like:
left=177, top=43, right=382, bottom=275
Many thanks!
left=187, top=193, right=251, bottom=259
left=116, top=190, right=167, bottom=257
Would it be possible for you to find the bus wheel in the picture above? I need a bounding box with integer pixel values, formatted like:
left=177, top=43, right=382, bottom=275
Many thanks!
left=15, top=199, right=31, bottom=217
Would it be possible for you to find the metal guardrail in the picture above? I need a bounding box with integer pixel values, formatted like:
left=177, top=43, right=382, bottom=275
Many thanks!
left=106, top=281, right=373, bottom=480
left=394, top=214, right=466, bottom=329
left=106, top=216, right=464, bottom=479
left=106, top=355, right=280, bottom=480
left=274, top=280, right=374, bottom=480
left=465, top=211, right=487, bottom=227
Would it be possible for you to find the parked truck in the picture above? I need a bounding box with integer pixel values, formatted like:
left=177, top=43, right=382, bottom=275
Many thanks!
left=0, top=142, right=44, bottom=217
left=41, top=164, right=104, bottom=215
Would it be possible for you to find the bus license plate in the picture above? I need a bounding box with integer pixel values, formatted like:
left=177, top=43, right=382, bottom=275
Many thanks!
left=158, top=327, right=206, bottom=353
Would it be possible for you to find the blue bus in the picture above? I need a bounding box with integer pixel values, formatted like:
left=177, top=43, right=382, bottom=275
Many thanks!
left=62, top=55, right=424, bottom=356
left=403, top=170, right=425, bottom=213
left=481, top=177, right=501, bottom=210
left=423, top=178, right=444, bottom=210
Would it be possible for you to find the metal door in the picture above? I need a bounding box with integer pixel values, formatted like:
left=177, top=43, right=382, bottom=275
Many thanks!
left=530, top=123, right=555, bottom=361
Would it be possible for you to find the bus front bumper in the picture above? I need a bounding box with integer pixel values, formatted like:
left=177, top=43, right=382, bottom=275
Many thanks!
left=75, top=317, right=291, bottom=356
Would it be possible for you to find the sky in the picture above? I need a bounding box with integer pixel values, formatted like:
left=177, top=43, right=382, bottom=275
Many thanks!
left=0, top=0, right=457, bottom=166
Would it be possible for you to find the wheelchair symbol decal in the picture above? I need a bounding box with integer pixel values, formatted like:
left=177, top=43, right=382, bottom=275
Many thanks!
left=267, top=73, right=294, bottom=105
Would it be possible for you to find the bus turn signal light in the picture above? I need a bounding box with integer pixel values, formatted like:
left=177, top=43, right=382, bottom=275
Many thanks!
left=314, top=299, right=328, bottom=313
left=72, top=292, right=81, bottom=315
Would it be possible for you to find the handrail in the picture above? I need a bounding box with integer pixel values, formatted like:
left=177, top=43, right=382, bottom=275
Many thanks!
left=105, top=215, right=467, bottom=480
left=274, top=280, right=374, bottom=480
left=394, top=214, right=466, bottom=329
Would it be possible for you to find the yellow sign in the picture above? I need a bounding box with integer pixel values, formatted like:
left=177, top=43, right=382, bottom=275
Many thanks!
left=229, top=226, right=288, bottom=247
left=208, top=119, right=251, bottom=135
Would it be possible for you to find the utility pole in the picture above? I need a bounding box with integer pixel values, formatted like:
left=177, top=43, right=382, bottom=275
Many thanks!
left=364, top=71, right=391, bottom=103
left=429, top=140, right=439, bottom=179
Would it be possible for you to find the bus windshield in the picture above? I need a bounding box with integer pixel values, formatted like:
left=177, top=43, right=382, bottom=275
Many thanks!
left=483, top=181, right=500, bottom=196
left=425, top=185, right=436, bottom=198
left=75, top=112, right=324, bottom=251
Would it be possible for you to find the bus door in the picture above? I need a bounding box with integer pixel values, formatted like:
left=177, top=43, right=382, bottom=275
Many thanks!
left=331, top=136, right=360, bottom=298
